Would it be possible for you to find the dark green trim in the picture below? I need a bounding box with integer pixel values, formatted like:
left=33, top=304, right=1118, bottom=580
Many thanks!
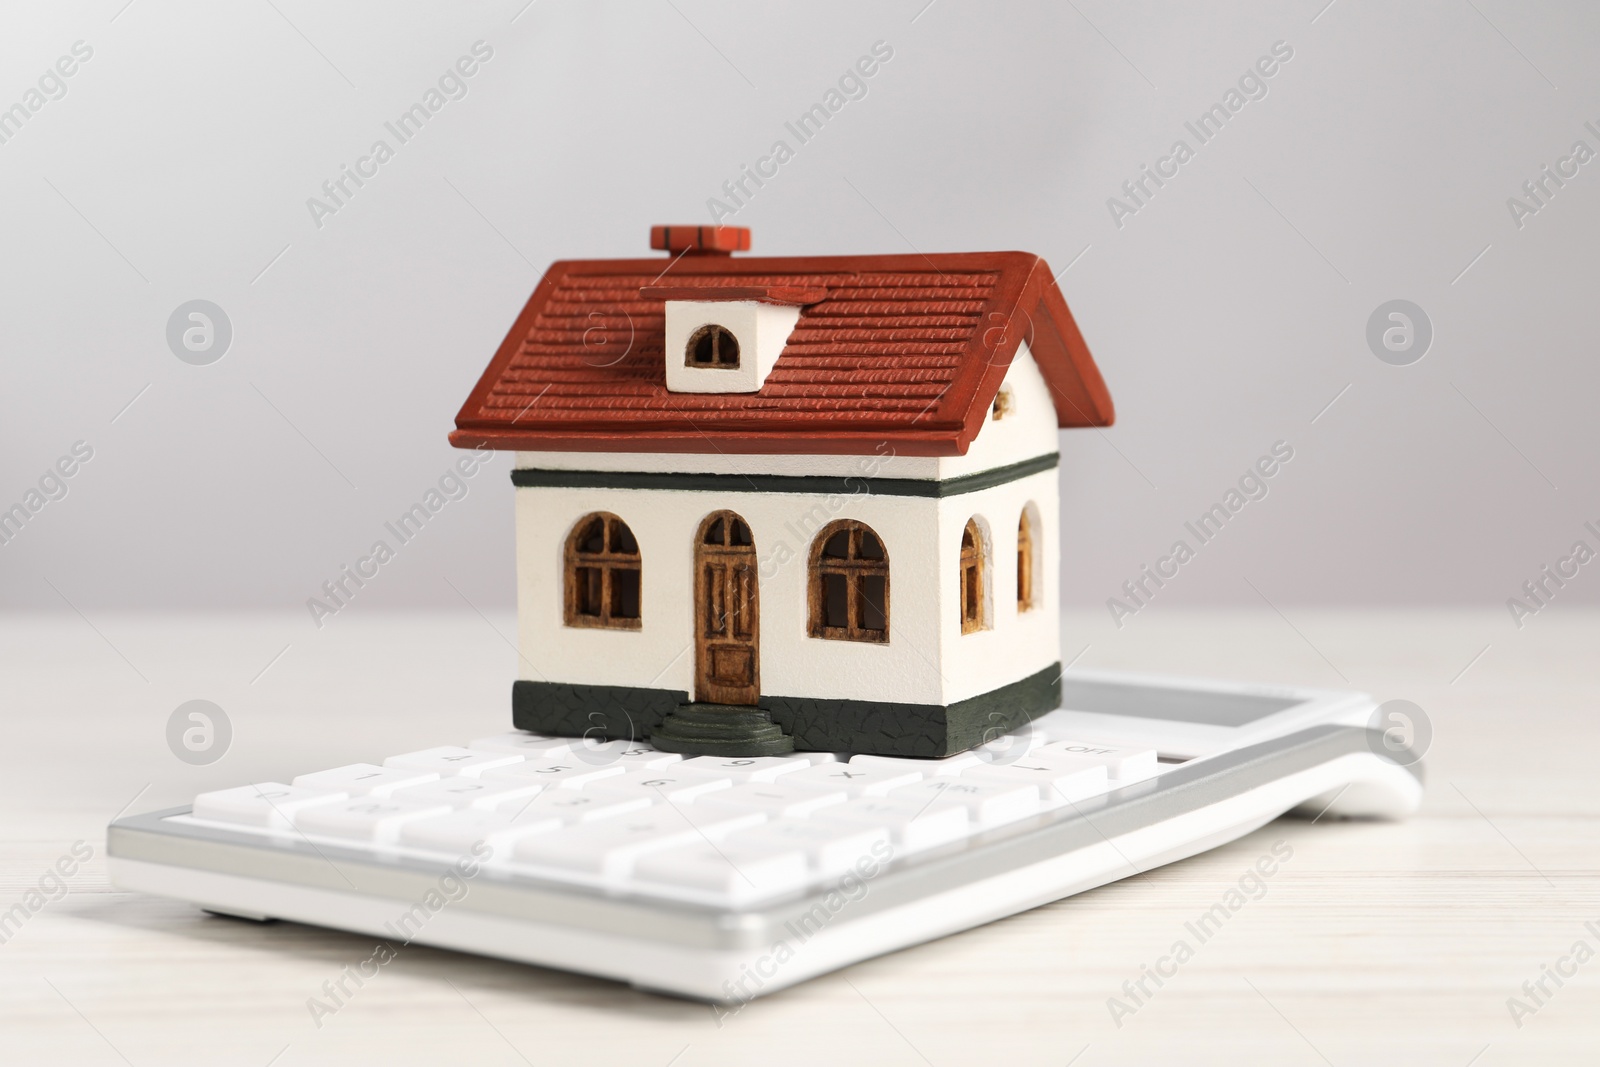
left=509, top=452, right=1058, bottom=499
left=761, top=663, right=1061, bottom=758
left=510, top=662, right=1061, bottom=758
left=512, top=680, right=684, bottom=741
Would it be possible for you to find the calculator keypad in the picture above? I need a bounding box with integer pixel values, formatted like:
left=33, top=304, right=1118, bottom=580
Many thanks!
left=187, top=712, right=1161, bottom=906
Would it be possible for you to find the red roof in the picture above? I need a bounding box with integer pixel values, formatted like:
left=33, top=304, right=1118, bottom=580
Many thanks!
left=450, top=250, right=1113, bottom=457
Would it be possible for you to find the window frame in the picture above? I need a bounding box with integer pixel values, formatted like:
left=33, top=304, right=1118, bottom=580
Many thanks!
left=1017, top=507, right=1036, bottom=613
left=808, top=519, right=890, bottom=643
left=685, top=323, right=741, bottom=369
left=563, top=512, right=642, bottom=630
left=960, top=518, right=987, bottom=634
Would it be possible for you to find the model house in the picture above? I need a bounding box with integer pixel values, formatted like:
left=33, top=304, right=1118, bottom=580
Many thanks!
left=450, top=226, right=1113, bottom=757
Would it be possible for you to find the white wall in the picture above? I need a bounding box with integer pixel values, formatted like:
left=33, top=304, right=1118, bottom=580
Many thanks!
left=933, top=467, right=1061, bottom=704
left=513, top=346, right=1061, bottom=706
left=937, top=343, right=1061, bottom=479
left=514, top=484, right=945, bottom=704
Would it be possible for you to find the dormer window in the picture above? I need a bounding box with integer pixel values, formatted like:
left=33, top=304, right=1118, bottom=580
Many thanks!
left=687, top=324, right=740, bottom=369
left=644, top=282, right=825, bottom=395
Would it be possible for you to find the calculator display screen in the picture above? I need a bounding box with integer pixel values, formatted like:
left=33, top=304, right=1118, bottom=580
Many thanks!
left=1058, top=679, right=1304, bottom=728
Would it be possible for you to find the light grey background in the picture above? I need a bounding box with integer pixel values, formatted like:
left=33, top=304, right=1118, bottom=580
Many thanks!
left=3, top=0, right=1596, bottom=627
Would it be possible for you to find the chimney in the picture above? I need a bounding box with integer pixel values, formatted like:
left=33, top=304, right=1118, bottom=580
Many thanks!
left=649, top=225, right=751, bottom=256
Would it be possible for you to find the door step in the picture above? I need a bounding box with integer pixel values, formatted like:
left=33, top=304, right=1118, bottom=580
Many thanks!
left=648, top=704, right=795, bottom=757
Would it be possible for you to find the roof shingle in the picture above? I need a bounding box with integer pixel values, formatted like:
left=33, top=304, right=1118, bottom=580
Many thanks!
left=451, top=251, right=1112, bottom=456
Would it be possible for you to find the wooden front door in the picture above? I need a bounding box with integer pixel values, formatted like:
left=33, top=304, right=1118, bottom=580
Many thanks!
left=694, top=510, right=760, bottom=705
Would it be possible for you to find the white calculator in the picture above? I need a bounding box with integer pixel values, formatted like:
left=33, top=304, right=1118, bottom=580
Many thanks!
left=108, top=670, right=1422, bottom=1003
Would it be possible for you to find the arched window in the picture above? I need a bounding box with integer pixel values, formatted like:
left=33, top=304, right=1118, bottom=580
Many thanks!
left=564, top=512, right=640, bottom=629
left=960, top=518, right=987, bottom=633
left=809, top=520, right=889, bottom=643
left=686, top=324, right=740, bottom=368
left=1017, top=507, right=1037, bottom=612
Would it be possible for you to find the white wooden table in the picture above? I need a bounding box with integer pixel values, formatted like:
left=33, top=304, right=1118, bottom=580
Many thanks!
left=2, top=609, right=1595, bottom=1065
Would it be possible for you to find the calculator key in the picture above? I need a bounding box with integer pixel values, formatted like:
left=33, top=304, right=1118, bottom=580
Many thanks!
left=566, top=740, right=683, bottom=770
left=294, top=798, right=453, bottom=842
left=1025, top=710, right=1094, bottom=740
left=813, top=797, right=970, bottom=852
left=383, top=746, right=525, bottom=777
left=292, top=764, right=440, bottom=797
left=697, top=782, right=848, bottom=819
left=779, top=762, right=924, bottom=797
left=390, top=777, right=545, bottom=811
left=192, top=783, right=348, bottom=830
left=1033, top=740, right=1159, bottom=780
left=886, top=778, right=1039, bottom=826
left=727, top=820, right=891, bottom=875
left=513, top=808, right=763, bottom=877
left=399, top=808, right=563, bottom=857
left=500, top=790, right=653, bottom=824
left=675, top=756, right=816, bottom=783
left=632, top=843, right=809, bottom=904
left=586, top=770, right=734, bottom=805
left=468, top=732, right=577, bottom=759
left=848, top=751, right=985, bottom=776
left=1028, top=713, right=1152, bottom=749
left=482, top=759, right=628, bottom=790
left=972, top=730, right=1046, bottom=763
left=963, top=759, right=1109, bottom=804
